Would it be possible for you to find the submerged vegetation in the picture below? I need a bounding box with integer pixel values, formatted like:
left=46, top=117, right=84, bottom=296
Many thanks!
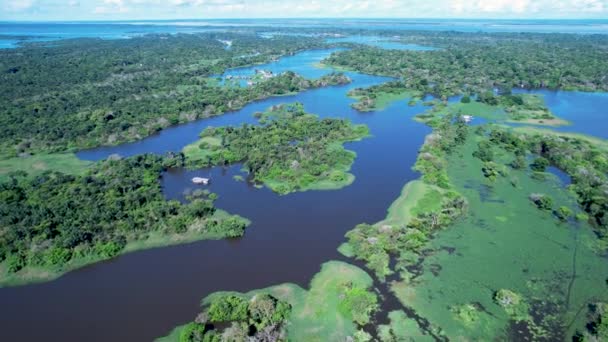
left=184, top=102, right=369, bottom=194
left=0, top=154, right=248, bottom=286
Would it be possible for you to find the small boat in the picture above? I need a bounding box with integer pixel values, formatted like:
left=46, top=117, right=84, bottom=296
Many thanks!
left=192, top=177, right=210, bottom=185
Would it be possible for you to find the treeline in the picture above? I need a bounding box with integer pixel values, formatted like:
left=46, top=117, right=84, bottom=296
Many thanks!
left=0, top=153, right=248, bottom=280
left=185, top=102, right=368, bottom=194
left=323, top=33, right=608, bottom=99
left=178, top=293, right=291, bottom=342
left=0, top=32, right=327, bottom=154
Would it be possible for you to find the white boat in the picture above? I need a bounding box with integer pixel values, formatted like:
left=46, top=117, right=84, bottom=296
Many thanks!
left=192, top=177, right=210, bottom=185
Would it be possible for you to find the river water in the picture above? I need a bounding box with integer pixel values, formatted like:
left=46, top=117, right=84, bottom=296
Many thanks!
left=0, top=47, right=436, bottom=341
left=1, top=33, right=607, bottom=341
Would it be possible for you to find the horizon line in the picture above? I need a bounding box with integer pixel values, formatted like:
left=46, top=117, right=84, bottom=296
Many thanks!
left=2, top=17, right=608, bottom=23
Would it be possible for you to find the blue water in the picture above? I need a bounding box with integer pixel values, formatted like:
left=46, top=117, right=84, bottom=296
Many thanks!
left=77, top=48, right=392, bottom=160
left=512, top=89, right=608, bottom=139
left=216, top=48, right=346, bottom=87
left=2, top=19, right=607, bottom=48
left=327, top=35, right=437, bottom=51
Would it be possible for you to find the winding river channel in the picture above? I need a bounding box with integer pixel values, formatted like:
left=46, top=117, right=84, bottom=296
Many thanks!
left=1, top=39, right=608, bottom=341
left=0, top=46, right=435, bottom=341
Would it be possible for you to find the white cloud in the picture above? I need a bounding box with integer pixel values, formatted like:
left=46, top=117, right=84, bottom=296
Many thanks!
left=3, top=0, right=36, bottom=12
left=2, top=0, right=608, bottom=20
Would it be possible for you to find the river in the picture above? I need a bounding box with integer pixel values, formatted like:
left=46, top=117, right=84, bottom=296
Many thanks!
left=0, top=46, right=436, bottom=341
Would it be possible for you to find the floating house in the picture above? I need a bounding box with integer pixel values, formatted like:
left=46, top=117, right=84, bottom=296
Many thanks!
left=192, top=177, right=210, bottom=185
left=461, top=115, right=473, bottom=123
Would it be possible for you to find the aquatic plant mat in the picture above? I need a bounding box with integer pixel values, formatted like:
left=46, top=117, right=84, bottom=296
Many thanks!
left=390, top=134, right=608, bottom=340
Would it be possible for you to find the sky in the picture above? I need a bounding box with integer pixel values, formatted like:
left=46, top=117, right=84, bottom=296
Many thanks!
left=1, top=0, right=607, bottom=21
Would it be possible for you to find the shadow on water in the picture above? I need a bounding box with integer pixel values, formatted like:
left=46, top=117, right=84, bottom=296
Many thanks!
left=0, top=49, right=434, bottom=341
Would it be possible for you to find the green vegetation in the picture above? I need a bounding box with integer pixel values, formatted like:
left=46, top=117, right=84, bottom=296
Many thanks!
left=414, top=92, right=567, bottom=128
left=167, top=293, right=291, bottom=342
left=0, top=32, right=330, bottom=154
left=574, top=302, right=608, bottom=341
left=390, top=127, right=608, bottom=340
left=324, top=32, right=608, bottom=99
left=158, top=261, right=378, bottom=342
left=0, top=153, right=92, bottom=181
left=0, top=154, right=248, bottom=286
left=348, top=81, right=422, bottom=111
left=486, top=126, right=608, bottom=247
left=184, top=102, right=369, bottom=194
left=341, top=114, right=468, bottom=280
left=494, top=289, right=530, bottom=321
left=377, top=310, right=431, bottom=342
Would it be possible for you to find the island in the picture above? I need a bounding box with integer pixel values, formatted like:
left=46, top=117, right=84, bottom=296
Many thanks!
left=183, top=102, right=369, bottom=194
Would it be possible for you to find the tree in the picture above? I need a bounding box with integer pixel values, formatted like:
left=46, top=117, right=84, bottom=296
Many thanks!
left=530, top=157, right=549, bottom=172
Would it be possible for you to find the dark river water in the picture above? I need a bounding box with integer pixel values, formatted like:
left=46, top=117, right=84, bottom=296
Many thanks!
left=0, top=48, right=434, bottom=342
left=1, top=41, right=606, bottom=341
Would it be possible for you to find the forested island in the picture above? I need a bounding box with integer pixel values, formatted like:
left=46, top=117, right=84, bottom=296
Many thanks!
left=0, top=153, right=249, bottom=286
left=184, top=102, right=369, bottom=194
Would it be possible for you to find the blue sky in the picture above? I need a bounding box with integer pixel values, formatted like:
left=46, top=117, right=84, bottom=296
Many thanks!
left=1, top=0, right=607, bottom=21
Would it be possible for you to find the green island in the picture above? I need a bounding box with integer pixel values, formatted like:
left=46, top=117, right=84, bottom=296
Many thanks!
left=0, top=154, right=249, bottom=286
left=348, top=81, right=423, bottom=111
left=183, top=102, right=369, bottom=194
left=158, top=261, right=379, bottom=342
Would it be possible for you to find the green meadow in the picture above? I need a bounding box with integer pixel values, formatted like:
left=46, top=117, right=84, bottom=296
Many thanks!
left=0, top=153, right=92, bottom=181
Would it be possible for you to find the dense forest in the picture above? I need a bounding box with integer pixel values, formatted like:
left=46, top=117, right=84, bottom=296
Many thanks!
left=0, top=153, right=248, bottom=284
left=184, top=102, right=369, bottom=194
left=324, top=32, right=608, bottom=99
left=0, top=32, right=328, bottom=154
